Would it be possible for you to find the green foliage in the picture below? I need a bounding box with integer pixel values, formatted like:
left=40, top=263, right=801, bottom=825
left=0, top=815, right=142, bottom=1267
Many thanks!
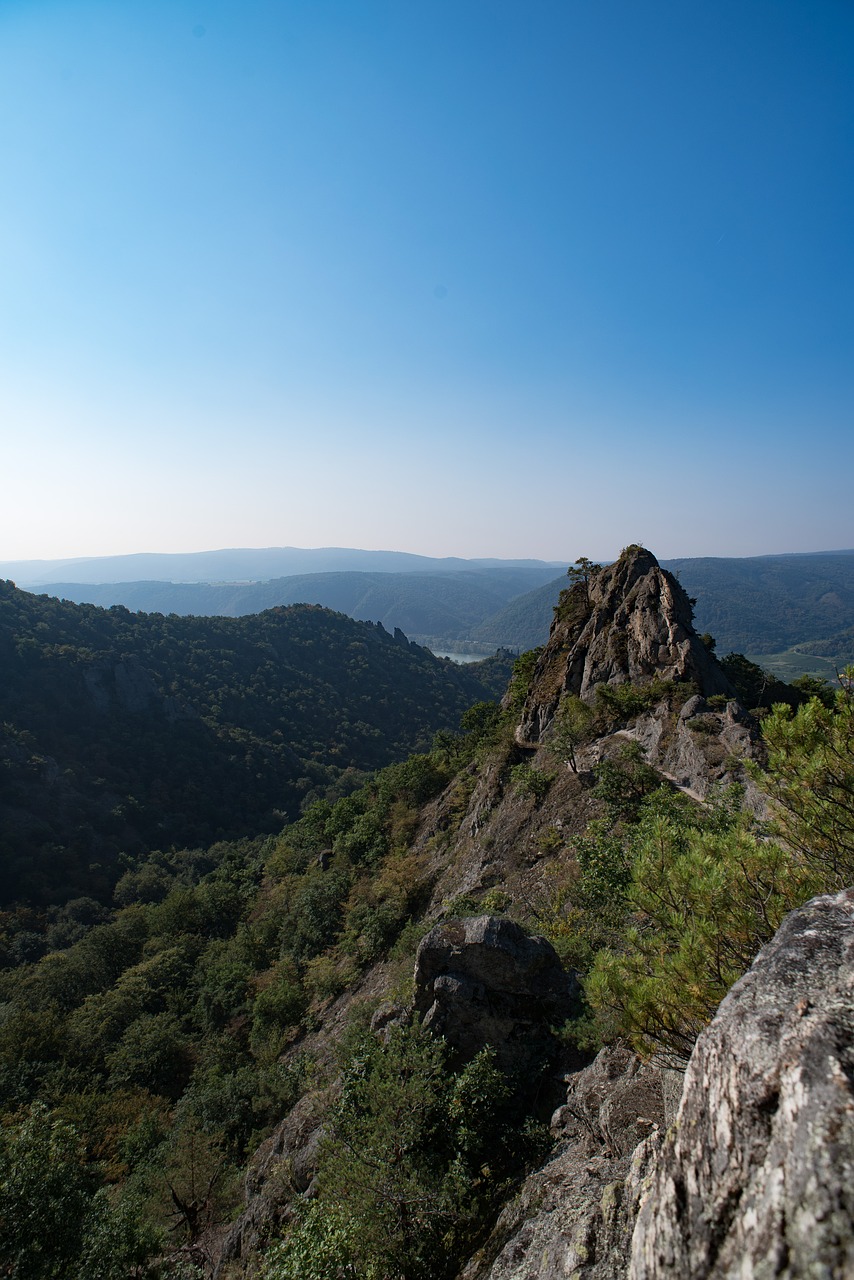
left=594, top=677, right=684, bottom=725
left=106, top=1011, right=193, bottom=1099
left=538, top=789, right=679, bottom=973
left=509, top=762, right=555, bottom=803
left=585, top=822, right=819, bottom=1064
left=565, top=557, right=603, bottom=603
left=546, top=695, right=595, bottom=771
left=460, top=700, right=505, bottom=748
left=758, top=673, right=854, bottom=885
left=591, top=742, right=661, bottom=823
left=262, top=1198, right=366, bottom=1280
left=789, top=673, right=837, bottom=707
left=506, top=648, right=543, bottom=713
left=719, top=651, right=802, bottom=712
left=0, top=724, right=477, bottom=1269
left=263, top=1024, right=543, bottom=1280
left=0, top=1103, right=154, bottom=1278
left=0, top=579, right=501, bottom=911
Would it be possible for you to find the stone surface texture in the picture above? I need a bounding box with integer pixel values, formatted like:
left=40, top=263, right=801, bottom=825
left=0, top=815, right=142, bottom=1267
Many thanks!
left=630, top=888, right=854, bottom=1280
left=213, top=1089, right=330, bottom=1277
left=512, top=547, right=764, bottom=806
left=459, top=1046, right=668, bottom=1280
left=413, top=914, right=576, bottom=1068
left=516, top=547, right=733, bottom=748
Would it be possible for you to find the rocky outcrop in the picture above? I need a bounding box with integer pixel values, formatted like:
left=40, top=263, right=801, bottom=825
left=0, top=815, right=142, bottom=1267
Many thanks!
left=517, top=547, right=733, bottom=747
left=630, top=887, right=854, bottom=1279
left=509, top=547, right=763, bottom=805
left=414, top=915, right=576, bottom=1069
left=460, top=1046, right=672, bottom=1280
left=609, top=693, right=766, bottom=807
left=459, top=892, right=854, bottom=1280
left=213, top=1089, right=331, bottom=1277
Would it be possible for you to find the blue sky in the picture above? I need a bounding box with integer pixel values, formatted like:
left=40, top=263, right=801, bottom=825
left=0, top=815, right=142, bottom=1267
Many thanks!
left=1, top=0, right=852, bottom=562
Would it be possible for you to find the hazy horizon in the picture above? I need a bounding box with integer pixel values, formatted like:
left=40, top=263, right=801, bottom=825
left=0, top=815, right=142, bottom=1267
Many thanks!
left=3, top=1, right=852, bottom=562
left=4, top=541, right=854, bottom=591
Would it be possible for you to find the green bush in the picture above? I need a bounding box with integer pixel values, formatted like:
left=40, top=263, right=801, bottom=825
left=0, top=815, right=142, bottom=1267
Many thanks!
left=0, top=1104, right=154, bottom=1279
left=509, top=763, right=554, bottom=802
left=585, top=822, right=819, bottom=1064
left=758, top=673, right=854, bottom=885
left=262, top=1024, right=545, bottom=1280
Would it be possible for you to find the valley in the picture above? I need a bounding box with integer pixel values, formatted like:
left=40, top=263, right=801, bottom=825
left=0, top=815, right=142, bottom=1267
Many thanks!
left=12, top=546, right=854, bottom=678
left=1, top=547, right=852, bottom=1278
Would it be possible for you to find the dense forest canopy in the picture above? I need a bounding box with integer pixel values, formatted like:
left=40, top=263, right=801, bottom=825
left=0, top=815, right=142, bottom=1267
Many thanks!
left=0, top=581, right=511, bottom=909
left=23, top=551, right=854, bottom=672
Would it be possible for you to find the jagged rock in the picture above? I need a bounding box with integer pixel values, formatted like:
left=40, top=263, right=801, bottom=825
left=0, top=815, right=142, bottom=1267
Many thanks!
left=517, top=547, right=733, bottom=747
left=213, top=1090, right=329, bottom=1277
left=414, top=915, right=576, bottom=1068
left=511, top=547, right=764, bottom=803
left=617, top=698, right=765, bottom=806
left=630, top=888, right=854, bottom=1279
left=460, top=1046, right=669, bottom=1280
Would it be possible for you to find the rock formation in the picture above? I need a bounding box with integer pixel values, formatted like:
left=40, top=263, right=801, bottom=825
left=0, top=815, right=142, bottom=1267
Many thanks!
left=460, top=1046, right=672, bottom=1280
left=631, top=888, right=854, bottom=1279
left=461, top=889, right=854, bottom=1280
left=510, top=546, right=763, bottom=805
left=210, top=547, right=841, bottom=1280
left=414, top=915, right=576, bottom=1070
left=517, top=546, right=733, bottom=747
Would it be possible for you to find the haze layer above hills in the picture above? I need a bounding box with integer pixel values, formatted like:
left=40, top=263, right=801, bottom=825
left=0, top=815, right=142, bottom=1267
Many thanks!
left=8, top=546, right=854, bottom=677
left=1, top=547, right=564, bottom=587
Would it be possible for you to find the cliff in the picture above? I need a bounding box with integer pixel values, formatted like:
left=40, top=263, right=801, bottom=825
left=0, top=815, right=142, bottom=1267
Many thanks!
left=469, top=888, right=854, bottom=1279
left=516, top=546, right=732, bottom=745
left=212, top=547, right=785, bottom=1277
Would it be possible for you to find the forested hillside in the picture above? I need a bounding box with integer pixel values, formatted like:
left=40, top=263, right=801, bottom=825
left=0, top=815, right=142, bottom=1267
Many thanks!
left=0, top=582, right=510, bottom=910
left=26, top=552, right=854, bottom=674
left=32, top=567, right=558, bottom=637
left=0, top=549, right=850, bottom=1279
left=667, top=551, right=854, bottom=655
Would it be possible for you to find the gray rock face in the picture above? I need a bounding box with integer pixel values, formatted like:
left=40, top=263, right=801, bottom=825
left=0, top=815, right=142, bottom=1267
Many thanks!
left=517, top=547, right=733, bottom=747
left=617, top=696, right=765, bottom=808
left=630, top=888, right=854, bottom=1280
left=461, top=1046, right=669, bottom=1280
left=413, top=915, right=575, bottom=1068
left=213, top=1090, right=329, bottom=1277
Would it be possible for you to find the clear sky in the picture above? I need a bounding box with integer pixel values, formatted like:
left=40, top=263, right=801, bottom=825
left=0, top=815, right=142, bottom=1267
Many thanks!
left=2, top=0, right=852, bottom=563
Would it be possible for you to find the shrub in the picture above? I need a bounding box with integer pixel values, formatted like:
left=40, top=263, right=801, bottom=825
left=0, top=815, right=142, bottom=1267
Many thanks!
left=758, top=673, right=854, bottom=886
left=591, top=742, right=660, bottom=823
left=262, top=1024, right=546, bottom=1280
left=509, top=763, right=554, bottom=803
left=585, top=822, right=819, bottom=1065
left=546, top=696, right=595, bottom=772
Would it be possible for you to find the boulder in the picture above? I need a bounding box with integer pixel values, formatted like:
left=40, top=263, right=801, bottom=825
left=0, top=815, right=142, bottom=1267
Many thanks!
left=413, top=915, right=575, bottom=1069
left=631, top=888, right=854, bottom=1279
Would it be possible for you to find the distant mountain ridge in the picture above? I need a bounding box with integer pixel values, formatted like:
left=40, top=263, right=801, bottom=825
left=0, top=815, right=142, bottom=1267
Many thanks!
left=7, top=547, right=854, bottom=676
left=3, top=546, right=565, bottom=587
left=27, top=567, right=560, bottom=634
